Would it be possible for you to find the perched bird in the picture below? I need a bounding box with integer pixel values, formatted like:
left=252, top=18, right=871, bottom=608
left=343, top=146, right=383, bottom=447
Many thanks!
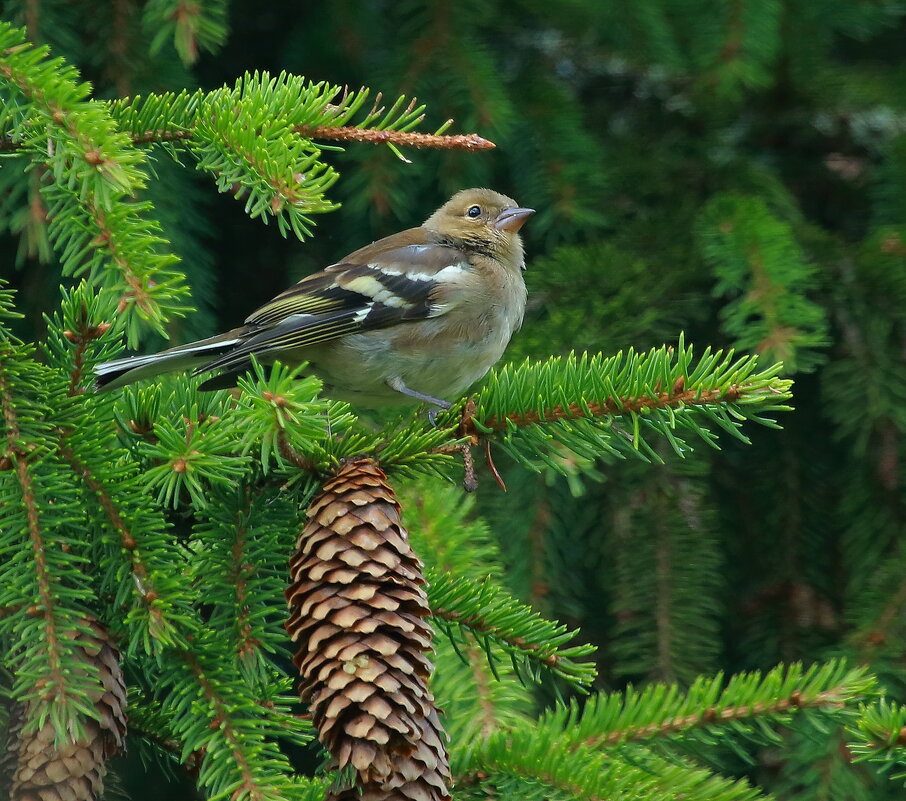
left=95, top=188, right=534, bottom=407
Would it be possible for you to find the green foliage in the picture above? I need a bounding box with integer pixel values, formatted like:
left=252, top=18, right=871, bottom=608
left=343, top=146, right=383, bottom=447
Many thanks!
left=108, top=74, right=428, bottom=238
left=696, top=193, right=830, bottom=373
left=145, top=642, right=320, bottom=801
left=0, top=292, right=102, bottom=744
left=427, top=570, right=597, bottom=688
left=404, top=481, right=596, bottom=688
left=43, top=286, right=196, bottom=653
left=541, top=660, right=877, bottom=751
left=849, top=700, right=906, bottom=784
left=143, top=0, right=228, bottom=66
left=478, top=728, right=766, bottom=801
left=515, top=242, right=701, bottom=360
left=0, top=22, right=190, bottom=345
left=608, top=458, right=723, bottom=683
left=472, top=341, right=793, bottom=472
left=2, top=3, right=906, bottom=800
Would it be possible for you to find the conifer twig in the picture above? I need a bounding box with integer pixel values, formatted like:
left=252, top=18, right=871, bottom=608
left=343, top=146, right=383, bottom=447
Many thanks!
left=276, top=430, right=319, bottom=473
left=60, top=446, right=167, bottom=632
left=180, top=650, right=269, bottom=795
left=426, top=570, right=596, bottom=687
left=293, top=124, right=495, bottom=150
left=0, top=373, right=68, bottom=706
left=1, top=126, right=495, bottom=152
left=848, top=578, right=906, bottom=658
left=432, top=606, right=565, bottom=671
left=62, top=320, right=111, bottom=396
left=478, top=380, right=744, bottom=432
left=591, top=685, right=848, bottom=747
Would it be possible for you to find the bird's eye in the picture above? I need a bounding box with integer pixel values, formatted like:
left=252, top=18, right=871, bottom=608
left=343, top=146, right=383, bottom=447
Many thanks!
left=466, top=205, right=482, bottom=218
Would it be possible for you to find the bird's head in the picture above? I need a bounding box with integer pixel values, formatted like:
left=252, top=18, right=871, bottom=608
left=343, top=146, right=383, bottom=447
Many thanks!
left=423, top=188, right=534, bottom=267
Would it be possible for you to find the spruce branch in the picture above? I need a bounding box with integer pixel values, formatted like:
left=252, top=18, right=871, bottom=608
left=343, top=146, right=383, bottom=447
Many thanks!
left=427, top=570, right=597, bottom=689
left=183, top=650, right=267, bottom=796
left=0, top=372, right=71, bottom=709
left=99, top=75, right=492, bottom=239
left=0, top=330, right=101, bottom=740
left=59, top=124, right=495, bottom=154
left=463, top=640, right=503, bottom=742
left=292, top=124, right=495, bottom=151
left=140, top=407, right=250, bottom=508
left=446, top=340, right=793, bottom=475
left=0, top=122, right=495, bottom=156
left=848, top=700, right=906, bottom=784
left=58, top=443, right=191, bottom=651
left=0, top=22, right=190, bottom=344
left=847, top=570, right=906, bottom=660
left=608, top=468, right=721, bottom=684
left=40, top=285, right=195, bottom=653
left=143, top=0, right=228, bottom=66
left=480, top=379, right=742, bottom=430
left=158, top=643, right=317, bottom=801
left=1, top=617, right=127, bottom=801
left=430, top=636, right=534, bottom=780
left=696, top=192, right=829, bottom=373
left=476, top=732, right=765, bottom=801
left=538, top=661, right=876, bottom=753
left=108, top=81, right=493, bottom=152
left=193, top=484, right=301, bottom=678
left=233, top=359, right=334, bottom=474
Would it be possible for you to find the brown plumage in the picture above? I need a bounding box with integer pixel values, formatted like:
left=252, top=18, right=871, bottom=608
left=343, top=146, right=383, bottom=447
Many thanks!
left=95, top=189, right=534, bottom=407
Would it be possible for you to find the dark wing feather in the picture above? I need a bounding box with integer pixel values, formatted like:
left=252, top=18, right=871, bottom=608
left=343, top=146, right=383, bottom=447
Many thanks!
left=196, top=236, right=467, bottom=376
left=245, top=228, right=451, bottom=326
left=243, top=271, right=358, bottom=327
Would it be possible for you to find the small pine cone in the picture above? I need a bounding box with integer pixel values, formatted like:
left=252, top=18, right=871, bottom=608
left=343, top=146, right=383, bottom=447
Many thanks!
left=286, top=458, right=451, bottom=801
left=0, top=701, right=25, bottom=798
left=3, top=618, right=127, bottom=801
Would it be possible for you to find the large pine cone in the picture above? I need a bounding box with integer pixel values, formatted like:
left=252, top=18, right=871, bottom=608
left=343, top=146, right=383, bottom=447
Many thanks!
left=286, top=458, right=450, bottom=801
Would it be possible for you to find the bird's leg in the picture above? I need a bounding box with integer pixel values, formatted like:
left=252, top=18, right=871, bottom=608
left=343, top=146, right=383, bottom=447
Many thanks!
left=386, top=376, right=452, bottom=412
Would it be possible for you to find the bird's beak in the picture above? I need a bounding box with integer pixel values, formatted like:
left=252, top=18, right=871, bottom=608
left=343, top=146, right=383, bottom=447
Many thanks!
left=494, top=207, right=535, bottom=232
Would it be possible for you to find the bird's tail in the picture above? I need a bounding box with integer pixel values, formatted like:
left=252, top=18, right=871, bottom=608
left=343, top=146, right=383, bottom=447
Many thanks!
left=94, top=330, right=245, bottom=392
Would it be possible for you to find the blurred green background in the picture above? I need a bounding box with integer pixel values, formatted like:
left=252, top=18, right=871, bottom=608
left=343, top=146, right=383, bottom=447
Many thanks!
left=3, top=1, right=906, bottom=798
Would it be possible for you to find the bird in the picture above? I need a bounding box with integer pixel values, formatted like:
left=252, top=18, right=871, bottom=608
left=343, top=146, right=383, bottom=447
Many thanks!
left=95, top=188, right=534, bottom=408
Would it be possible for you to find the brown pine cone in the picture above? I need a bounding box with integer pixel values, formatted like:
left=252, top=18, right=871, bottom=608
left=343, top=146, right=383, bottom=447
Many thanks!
left=2, top=618, right=127, bottom=801
left=286, top=458, right=450, bottom=801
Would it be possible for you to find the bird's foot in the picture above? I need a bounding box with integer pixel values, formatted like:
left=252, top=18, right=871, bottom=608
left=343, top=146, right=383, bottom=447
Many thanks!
left=386, top=377, right=452, bottom=418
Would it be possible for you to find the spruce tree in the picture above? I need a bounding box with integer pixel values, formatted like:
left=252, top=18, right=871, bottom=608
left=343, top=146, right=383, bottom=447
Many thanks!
left=2, top=4, right=906, bottom=801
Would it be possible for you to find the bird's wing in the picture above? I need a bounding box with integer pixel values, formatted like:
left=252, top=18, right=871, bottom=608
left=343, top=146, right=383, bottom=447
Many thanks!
left=198, top=232, right=469, bottom=375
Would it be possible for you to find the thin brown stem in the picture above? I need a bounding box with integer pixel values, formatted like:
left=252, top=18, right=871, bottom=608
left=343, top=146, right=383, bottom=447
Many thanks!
left=130, top=129, right=194, bottom=145
left=276, top=431, right=319, bottom=473
left=63, top=321, right=110, bottom=396
left=0, top=124, right=493, bottom=153
left=0, top=371, right=67, bottom=707
left=465, top=639, right=498, bottom=741
left=230, top=485, right=259, bottom=662
left=294, top=124, right=494, bottom=151
left=59, top=446, right=166, bottom=630
left=431, top=606, right=562, bottom=670
left=87, top=197, right=155, bottom=317
left=478, top=384, right=744, bottom=432
left=182, top=652, right=263, bottom=798
left=588, top=687, right=848, bottom=748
